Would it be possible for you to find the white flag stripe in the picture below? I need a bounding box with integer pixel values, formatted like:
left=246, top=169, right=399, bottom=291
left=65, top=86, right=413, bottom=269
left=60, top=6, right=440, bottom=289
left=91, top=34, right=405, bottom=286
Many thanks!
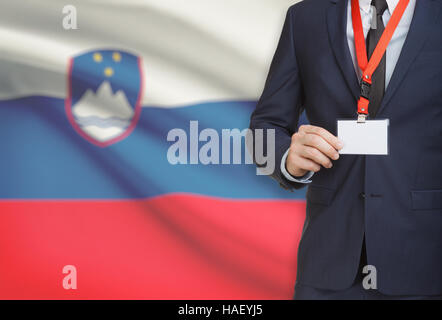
left=0, top=0, right=298, bottom=107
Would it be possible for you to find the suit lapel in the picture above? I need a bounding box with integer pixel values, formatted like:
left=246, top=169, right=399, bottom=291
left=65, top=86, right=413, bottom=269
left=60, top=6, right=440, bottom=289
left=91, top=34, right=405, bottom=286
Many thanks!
left=327, top=0, right=360, bottom=101
left=378, top=0, right=441, bottom=115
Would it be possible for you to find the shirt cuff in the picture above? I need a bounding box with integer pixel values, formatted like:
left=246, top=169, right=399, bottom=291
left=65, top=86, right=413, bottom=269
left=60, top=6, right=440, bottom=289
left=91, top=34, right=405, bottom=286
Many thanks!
left=280, top=149, right=314, bottom=184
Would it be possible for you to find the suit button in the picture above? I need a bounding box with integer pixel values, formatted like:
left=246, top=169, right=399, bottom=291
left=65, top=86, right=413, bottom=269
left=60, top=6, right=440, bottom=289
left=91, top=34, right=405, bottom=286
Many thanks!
left=359, top=192, right=366, bottom=199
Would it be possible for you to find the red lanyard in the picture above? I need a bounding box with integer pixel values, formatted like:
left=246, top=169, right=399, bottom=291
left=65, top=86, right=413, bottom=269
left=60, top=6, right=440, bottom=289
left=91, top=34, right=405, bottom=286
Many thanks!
left=351, top=0, right=409, bottom=118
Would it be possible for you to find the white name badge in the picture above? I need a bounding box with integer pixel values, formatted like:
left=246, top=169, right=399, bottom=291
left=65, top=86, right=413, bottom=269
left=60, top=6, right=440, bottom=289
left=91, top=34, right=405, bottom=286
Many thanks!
left=337, top=119, right=389, bottom=155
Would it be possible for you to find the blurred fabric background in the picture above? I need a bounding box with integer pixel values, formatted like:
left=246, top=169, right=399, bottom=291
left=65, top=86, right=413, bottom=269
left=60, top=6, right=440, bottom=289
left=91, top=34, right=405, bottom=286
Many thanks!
left=0, top=0, right=307, bottom=299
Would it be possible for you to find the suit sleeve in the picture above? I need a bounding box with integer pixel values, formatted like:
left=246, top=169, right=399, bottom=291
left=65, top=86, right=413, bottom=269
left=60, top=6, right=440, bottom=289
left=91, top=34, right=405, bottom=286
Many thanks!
left=249, top=6, right=306, bottom=191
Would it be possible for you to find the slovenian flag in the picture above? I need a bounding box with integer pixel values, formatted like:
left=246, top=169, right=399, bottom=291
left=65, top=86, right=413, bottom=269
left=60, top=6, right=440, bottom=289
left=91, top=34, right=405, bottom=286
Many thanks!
left=0, top=0, right=306, bottom=299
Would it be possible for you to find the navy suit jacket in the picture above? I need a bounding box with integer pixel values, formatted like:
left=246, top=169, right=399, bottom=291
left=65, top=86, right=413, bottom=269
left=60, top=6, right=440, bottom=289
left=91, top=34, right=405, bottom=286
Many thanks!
left=250, top=0, right=442, bottom=295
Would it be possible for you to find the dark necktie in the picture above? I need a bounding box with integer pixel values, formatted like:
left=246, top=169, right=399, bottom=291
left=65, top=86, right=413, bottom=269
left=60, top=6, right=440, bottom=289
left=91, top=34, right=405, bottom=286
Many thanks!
left=366, top=0, right=388, bottom=118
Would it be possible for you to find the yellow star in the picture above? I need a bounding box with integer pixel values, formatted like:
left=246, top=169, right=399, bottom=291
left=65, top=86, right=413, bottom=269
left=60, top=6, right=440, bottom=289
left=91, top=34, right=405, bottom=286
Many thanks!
left=104, top=67, right=114, bottom=77
left=113, top=52, right=122, bottom=62
left=93, top=52, right=103, bottom=63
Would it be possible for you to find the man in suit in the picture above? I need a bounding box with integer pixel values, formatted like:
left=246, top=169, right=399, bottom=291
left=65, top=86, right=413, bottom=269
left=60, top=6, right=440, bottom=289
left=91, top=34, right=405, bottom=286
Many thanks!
left=250, top=0, right=441, bottom=299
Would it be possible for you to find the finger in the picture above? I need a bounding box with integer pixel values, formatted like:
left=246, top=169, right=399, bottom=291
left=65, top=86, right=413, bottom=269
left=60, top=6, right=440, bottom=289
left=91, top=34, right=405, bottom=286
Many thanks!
left=291, top=156, right=321, bottom=173
left=300, top=146, right=333, bottom=169
left=299, top=125, right=343, bottom=150
left=302, top=133, right=340, bottom=161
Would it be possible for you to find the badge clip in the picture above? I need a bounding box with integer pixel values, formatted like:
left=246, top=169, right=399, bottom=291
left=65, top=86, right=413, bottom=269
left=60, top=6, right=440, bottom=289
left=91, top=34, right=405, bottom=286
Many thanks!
left=357, top=78, right=370, bottom=123
left=357, top=114, right=367, bottom=123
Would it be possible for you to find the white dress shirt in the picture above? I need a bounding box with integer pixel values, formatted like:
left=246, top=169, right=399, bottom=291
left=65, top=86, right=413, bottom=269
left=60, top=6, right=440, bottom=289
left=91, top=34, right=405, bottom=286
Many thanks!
left=281, top=0, right=416, bottom=184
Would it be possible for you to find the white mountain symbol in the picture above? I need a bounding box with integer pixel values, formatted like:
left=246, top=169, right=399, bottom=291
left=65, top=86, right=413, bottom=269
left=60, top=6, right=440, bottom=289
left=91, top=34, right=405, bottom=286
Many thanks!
left=72, top=81, right=135, bottom=142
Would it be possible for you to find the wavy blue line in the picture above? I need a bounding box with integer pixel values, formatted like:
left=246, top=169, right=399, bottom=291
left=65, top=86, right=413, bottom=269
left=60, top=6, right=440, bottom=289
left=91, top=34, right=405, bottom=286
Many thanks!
left=0, top=96, right=308, bottom=200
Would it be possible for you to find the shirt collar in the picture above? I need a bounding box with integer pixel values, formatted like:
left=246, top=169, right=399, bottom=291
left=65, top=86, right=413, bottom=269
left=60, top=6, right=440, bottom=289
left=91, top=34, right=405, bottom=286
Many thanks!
left=359, top=0, right=399, bottom=14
